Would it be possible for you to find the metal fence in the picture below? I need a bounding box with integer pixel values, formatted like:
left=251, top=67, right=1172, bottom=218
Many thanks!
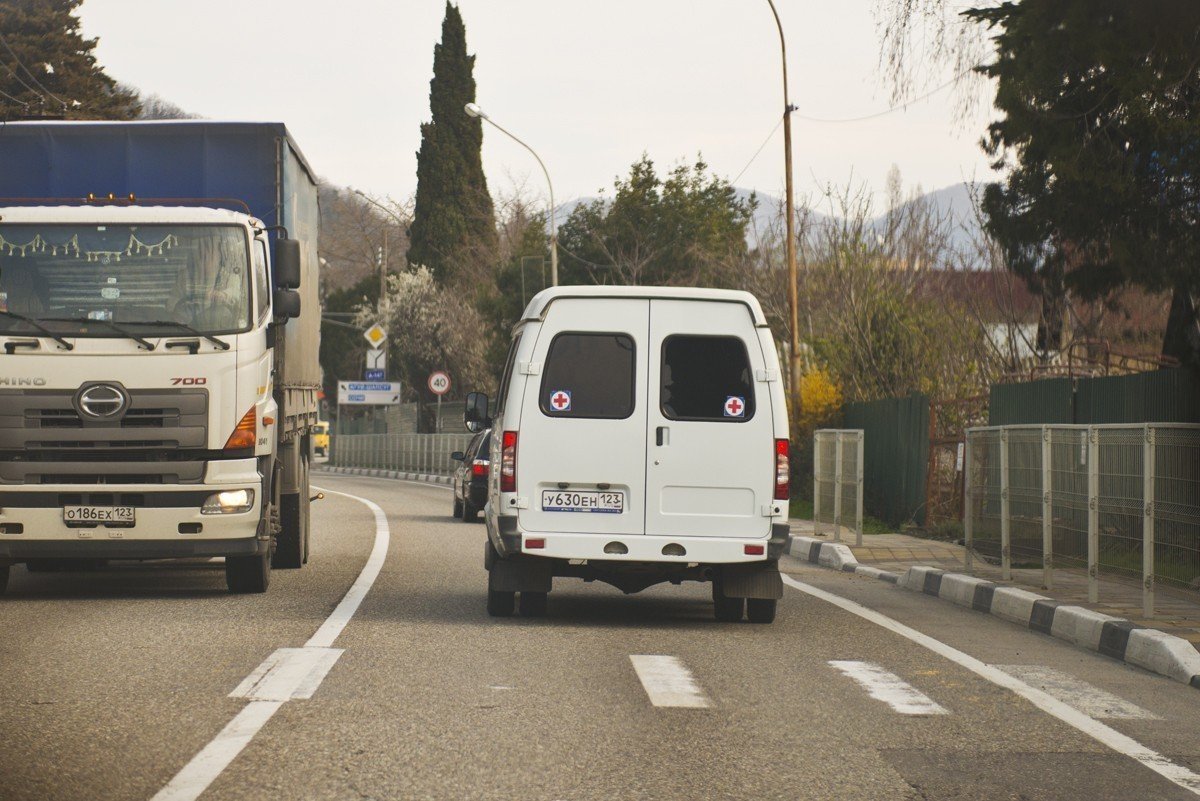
left=813, top=429, right=864, bottom=545
left=965, top=423, right=1200, bottom=616
left=331, top=433, right=474, bottom=476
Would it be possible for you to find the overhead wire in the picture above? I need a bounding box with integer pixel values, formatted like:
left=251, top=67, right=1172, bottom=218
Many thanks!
left=0, top=31, right=64, bottom=108
left=791, top=68, right=976, bottom=124
left=731, top=114, right=784, bottom=186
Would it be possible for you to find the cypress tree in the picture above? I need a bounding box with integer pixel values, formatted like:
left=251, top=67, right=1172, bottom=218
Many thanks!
left=408, top=2, right=497, bottom=284
left=0, top=0, right=140, bottom=120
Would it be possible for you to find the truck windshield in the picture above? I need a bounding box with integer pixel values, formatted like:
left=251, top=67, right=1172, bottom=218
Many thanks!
left=0, top=224, right=252, bottom=337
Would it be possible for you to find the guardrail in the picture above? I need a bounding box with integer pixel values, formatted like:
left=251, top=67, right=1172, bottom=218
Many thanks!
left=964, top=423, right=1200, bottom=617
left=331, top=433, right=474, bottom=476
left=813, top=429, right=865, bottom=545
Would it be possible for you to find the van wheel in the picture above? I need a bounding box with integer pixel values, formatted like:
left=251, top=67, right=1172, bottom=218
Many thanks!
left=462, top=499, right=478, bottom=523
left=713, top=580, right=744, bottom=622
left=453, top=496, right=464, bottom=518
left=518, top=591, right=547, bottom=617
left=746, top=598, right=777, bottom=624
left=487, top=588, right=515, bottom=617
left=226, top=551, right=271, bottom=593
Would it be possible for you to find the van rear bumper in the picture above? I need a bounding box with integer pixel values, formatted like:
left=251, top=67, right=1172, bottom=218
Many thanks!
left=495, top=522, right=790, bottom=564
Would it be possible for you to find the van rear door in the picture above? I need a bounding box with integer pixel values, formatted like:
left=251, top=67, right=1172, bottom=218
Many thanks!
left=644, top=299, right=775, bottom=539
left=516, top=298, right=649, bottom=535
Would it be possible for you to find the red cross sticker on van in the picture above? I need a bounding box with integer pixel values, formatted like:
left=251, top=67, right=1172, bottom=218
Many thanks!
left=724, top=396, right=745, bottom=417
left=549, top=390, right=572, bottom=412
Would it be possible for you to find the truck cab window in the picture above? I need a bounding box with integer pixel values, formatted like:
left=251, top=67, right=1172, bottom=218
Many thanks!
left=253, top=239, right=270, bottom=323
left=660, top=335, right=755, bottom=422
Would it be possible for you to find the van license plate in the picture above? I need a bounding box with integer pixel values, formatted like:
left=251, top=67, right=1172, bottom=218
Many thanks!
left=541, top=490, right=623, bottom=514
left=63, top=506, right=135, bottom=525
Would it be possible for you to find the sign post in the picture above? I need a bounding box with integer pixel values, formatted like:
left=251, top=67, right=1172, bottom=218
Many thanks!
left=428, top=370, right=451, bottom=432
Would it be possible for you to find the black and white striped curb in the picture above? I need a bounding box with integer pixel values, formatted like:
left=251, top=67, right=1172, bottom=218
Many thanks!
left=313, top=465, right=452, bottom=486
left=787, top=535, right=900, bottom=584
left=786, top=535, right=1200, bottom=689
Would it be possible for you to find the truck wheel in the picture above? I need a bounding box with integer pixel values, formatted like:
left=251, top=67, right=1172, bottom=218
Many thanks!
left=226, top=551, right=270, bottom=593
left=453, top=495, right=464, bottom=518
left=274, top=454, right=309, bottom=570
left=0, top=562, right=9, bottom=595
left=462, top=499, right=478, bottom=523
left=518, top=591, right=547, bottom=617
left=487, top=588, right=515, bottom=617
left=746, top=598, right=777, bottom=624
left=712, top=579, right=744, bottom=623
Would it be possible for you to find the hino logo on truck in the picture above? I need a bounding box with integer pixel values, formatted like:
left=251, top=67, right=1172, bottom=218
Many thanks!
left=0, top=377, right=47, bottom=386
left=74, top=383, right=129, bottom=419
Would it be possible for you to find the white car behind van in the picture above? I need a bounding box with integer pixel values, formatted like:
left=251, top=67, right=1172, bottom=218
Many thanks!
left=464, top=286, right=792, bottom=623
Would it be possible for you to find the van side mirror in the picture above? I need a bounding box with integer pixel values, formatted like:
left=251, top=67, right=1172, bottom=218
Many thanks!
left=450, top=451, right=465, bottom=461
left=275, top=239, right=302, bottom=289
left=274, top=288, right=301, bottom=320
left=464, top=391, right=491, bottom=430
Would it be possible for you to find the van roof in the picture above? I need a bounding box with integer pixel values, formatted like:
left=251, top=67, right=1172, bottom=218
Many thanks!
left=521, top=286, right=769, bottom=327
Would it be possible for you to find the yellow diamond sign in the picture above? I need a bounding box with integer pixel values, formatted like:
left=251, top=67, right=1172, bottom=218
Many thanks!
left=363, top=323, right=388, bottom=348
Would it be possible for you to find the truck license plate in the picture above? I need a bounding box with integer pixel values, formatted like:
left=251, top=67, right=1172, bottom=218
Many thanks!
left=541, top=490, right=623, bottom=514
left=63, top=506, right=135, bottom=525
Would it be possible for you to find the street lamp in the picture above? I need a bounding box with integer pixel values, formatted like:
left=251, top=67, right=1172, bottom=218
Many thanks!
left=765, top=0, right=802, bottom=423
left=465, top=102, right=559, bottom=287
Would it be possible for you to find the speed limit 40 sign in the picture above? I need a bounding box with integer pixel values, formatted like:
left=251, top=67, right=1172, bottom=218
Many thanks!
left=428, top=370, right=451, bottom=396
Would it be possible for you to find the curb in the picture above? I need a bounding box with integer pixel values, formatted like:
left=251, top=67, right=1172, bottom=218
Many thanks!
left=787, top=536, right=1200, bottom=689
left=313, top=464, right=453, bottom=486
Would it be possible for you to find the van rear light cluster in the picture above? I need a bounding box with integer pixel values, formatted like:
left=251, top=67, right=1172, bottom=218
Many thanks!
left=472, top=459, right=490, bottom=478
left=500, top=431, right=518, bottom=492
left=774, top=438, right=790, bottom=500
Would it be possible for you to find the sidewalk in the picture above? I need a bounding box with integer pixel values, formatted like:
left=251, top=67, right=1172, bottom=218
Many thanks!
left=791, top=520, right=1200, bottom=656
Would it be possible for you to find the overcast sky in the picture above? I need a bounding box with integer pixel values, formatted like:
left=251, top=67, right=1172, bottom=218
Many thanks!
left=79, top=0, right=998, bottom=210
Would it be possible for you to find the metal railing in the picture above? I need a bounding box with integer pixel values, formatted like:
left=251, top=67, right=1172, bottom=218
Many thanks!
left=965, top=423, right=1200, bottom=617
left=331, top=432, right=474, bottom=476
left=813, top=429, right=864, bottom=545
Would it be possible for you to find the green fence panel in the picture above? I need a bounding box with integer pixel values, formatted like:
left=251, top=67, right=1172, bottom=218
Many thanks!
left=1075, top=368, right=1200, bottom=424
left=843, top=394, right=930, bottom=527
left=989, top=377, right=1075, bottom=426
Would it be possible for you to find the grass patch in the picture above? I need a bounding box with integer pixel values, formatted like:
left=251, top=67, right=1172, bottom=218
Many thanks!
left=788, top=497, right=894, bottom=535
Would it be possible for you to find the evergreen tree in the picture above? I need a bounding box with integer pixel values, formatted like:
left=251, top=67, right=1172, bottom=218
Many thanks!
left=408, top=2, right=497, bottom=284
left=0, top=0, right=139, bottom=119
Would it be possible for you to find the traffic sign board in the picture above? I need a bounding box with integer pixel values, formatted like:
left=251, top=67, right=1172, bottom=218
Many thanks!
left=366, top=347, right=386, bottom=370
left=363, top=323, right=388, bottom=348
left=364, top=369, right=386, bottom=381
left=337, top=380, right=401, bottom=405
left=428, top=370, right=451, bottom=396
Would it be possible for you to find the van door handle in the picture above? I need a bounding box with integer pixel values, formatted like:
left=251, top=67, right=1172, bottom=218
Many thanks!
left=656, top=426, right=668, bottom=446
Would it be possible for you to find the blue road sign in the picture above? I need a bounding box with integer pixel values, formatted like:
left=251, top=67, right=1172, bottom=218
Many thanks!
left=365, top=369, right=386, bottom=380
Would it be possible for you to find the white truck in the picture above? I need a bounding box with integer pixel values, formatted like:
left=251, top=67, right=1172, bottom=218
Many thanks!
left=465, top=286, right=792, bottom=623
left=0, top=121, right=321, bottom=594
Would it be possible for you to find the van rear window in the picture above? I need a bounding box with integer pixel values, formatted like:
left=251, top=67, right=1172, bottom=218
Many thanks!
left=661, top=335, right=755, bottom=422
left=540, top=333, right=636, bottom=419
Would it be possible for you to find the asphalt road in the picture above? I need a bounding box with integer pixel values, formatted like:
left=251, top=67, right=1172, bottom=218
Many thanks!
left=2, top=473, right=1199, bottom=801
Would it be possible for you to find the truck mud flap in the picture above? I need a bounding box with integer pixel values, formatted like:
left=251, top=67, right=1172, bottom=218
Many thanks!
left=489, top=556, right=552, bottom=593
left=719, top=563, right=783, bottom=600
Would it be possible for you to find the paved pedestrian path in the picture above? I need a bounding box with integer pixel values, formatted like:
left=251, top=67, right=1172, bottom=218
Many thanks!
left=792, top=520, right=1200, bottom=655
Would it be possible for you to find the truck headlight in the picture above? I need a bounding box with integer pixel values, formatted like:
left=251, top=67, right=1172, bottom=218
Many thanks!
left=201, top=489, right=255, bottom=515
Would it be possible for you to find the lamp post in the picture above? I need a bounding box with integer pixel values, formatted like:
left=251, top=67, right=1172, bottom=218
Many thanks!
left=765, top=0, right=802, bottom=422
left=464, top=102, right=559, bottom=287
left=354, top=190, right=402, bottom=312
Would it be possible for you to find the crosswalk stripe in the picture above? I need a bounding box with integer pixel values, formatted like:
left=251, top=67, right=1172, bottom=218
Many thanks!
left=994, top=665, right=1160, bottom=720
left=828, top=660, right=949, bottom=716
left=630, top=655, right=712, bottom=708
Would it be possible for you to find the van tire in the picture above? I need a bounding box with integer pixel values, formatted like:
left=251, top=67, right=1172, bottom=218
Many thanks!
left=746, top=598, right=777, bottom=624
left=518, top=591, right=547, bottom=617
left=453, top=496, right=464, bottom=518
left=462, top=499, right=478, bottom=523
left=712, top=580, right=744, bottom=622
left=226, top=551, right=270, bottom=593
left=487, top=588, right=515, bottom=617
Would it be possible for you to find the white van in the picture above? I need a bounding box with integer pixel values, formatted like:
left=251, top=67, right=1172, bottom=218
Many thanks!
left=464, top=286, right=791, bottom=623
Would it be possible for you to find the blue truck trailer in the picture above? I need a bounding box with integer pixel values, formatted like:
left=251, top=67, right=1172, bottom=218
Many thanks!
left=0, top=121, right=322, bottom=593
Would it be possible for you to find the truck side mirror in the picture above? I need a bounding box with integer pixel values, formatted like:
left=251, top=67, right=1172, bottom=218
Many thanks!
left=464, top=391, right=490, bottom=431
left=274, top=288, right=301, bottom=320
left=275, top=239, right=302, bottom=289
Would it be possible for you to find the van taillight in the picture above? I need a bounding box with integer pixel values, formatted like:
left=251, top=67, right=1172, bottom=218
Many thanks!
left=774, top=439, right=790, bottom=501
left=500, top=431, right=517, bottom=492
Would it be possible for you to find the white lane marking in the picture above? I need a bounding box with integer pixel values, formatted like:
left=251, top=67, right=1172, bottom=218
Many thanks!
left=995, top=665, right=1161, bottom=720
left=782, top=574, right=1200, bottom=796
left=629, top=655, right=712, bottom=708
left=827, top=660, right=948, bottom=716
left=229, top=647, right=345, bottom=702
left=152, top=487, right=389, bottom=801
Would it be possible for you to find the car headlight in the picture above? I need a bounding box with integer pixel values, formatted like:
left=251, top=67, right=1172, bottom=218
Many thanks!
left=201, top=489, right=255, bottom=515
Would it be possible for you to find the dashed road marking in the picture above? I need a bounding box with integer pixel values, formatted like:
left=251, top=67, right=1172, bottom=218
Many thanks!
left=994, top=665, right=1161, bottom=720
left=151, top=487, right=389, bottom=801
left=630, top=655, right=712, bottom=708
left=782, top=574, right=1200, bottom=796
left=828, top=660, right=948, bottom=715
